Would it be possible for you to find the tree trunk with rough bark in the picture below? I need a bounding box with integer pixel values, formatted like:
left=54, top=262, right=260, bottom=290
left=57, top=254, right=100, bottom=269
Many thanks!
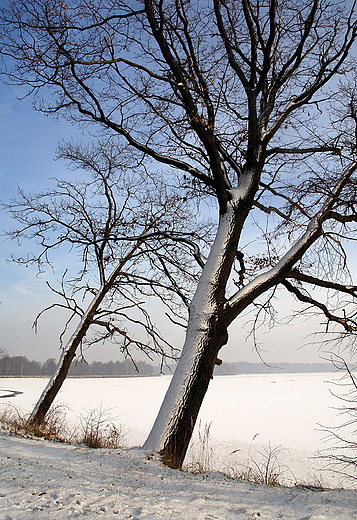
left=143, top=201, right=239, bottom=467
left=28, top=291, right=106, bottom=426
left=146, top=315, right=228, bottom=468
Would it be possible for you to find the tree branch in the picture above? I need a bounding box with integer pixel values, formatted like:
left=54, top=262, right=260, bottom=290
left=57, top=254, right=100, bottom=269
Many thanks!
left=281, top=279, right=357, bottom=333
left=287, top=268, right=357, bottom=297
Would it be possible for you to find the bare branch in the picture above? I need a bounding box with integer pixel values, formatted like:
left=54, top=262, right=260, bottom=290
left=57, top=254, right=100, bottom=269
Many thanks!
left=281, top=279, right=357, bottom=333
left=287, top=268, right=357, bottom=297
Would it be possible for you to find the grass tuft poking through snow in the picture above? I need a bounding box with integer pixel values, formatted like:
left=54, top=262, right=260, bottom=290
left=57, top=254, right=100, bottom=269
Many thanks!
left=0, top=404, right=70, bottom=442
left=224, top=444, right=286, bottom=486
left=0, top=404, right=126, bottom=449
left=184, top=422, right=288, bottom=486
left=184, top=422, right=214, bottom=474
left=78, top=405, right=126, bottom=449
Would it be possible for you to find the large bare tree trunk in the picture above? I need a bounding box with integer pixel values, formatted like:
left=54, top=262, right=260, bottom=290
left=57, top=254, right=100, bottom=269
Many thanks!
left=143, top=316, right=228, bottom=468
left=143, top=204, right=238, bottom=468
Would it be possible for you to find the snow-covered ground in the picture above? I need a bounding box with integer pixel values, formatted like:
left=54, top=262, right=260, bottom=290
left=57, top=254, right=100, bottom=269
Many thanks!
left=1, top=373, right=357, bottom=519
left=1, top=430, right=357, bottom=520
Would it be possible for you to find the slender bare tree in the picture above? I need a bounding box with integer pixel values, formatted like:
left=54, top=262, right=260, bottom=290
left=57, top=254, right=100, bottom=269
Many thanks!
left=2, top=139, right=208, bottom=426
left=1, top=0, right=357, bottom=467
left=319, top=354, right=357, bottom=485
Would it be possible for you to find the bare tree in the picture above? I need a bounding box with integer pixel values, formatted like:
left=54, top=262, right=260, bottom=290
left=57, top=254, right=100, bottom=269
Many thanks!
left=319, top=354, right=357, bottom=485
left=2, top=139, right=207, bottom=426
left=1, top=0, right=357, bottom=467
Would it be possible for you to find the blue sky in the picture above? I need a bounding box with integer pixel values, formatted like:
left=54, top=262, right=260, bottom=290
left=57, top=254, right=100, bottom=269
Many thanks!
left=0, top=80, right=88, bottom=361
left=0, top=77, right=337, bottom=366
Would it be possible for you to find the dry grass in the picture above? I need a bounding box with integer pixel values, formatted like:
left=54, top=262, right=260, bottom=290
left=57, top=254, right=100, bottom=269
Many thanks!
left=184, top=424, right=287, bottom=486
left=0, top=404, right=126, bottom=449
left=184, top=422, right=213, bottom=474
left=224, top=444, right=286, bottom=486
left=77, top=405, right=126, bottom=449
left=0, top=404, right=70, bottom=442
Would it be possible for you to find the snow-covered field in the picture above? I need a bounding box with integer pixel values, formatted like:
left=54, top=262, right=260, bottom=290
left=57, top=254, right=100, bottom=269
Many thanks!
left=1, top=373, right=357, bottom=519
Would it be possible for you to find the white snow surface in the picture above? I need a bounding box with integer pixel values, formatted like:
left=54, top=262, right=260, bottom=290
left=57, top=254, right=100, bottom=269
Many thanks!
left=0, top=374, right=355, bottom=485
left=1, top=373, right=357, bottom=518
left=1, top=429, right=357, bottom=520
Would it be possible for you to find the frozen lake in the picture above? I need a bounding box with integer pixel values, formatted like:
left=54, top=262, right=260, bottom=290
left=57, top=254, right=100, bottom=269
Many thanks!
left=0, top=373, right=353, bottom=487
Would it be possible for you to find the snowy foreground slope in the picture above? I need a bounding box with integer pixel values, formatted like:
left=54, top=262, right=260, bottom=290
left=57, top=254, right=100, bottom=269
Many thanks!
left=1, top=431, right=357, bottom=520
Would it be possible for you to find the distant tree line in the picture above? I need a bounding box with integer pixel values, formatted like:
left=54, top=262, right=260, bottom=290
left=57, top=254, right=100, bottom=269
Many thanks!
left=0, top=355, right=154, bottom=377
left=68, top=358, right=154, bottom=377
left=0, top=353, right=335, bottom=377
left=0, top=355, right=50, bottom=376
left=214, top=361, right=335, bottom=375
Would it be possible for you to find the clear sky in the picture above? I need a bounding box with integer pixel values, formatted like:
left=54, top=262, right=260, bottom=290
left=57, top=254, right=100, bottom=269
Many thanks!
left=0, top=77, right=343, bottom=367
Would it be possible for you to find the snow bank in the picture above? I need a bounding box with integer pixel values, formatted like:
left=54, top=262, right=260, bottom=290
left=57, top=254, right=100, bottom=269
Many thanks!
left=1, top=431, right=357, bottom=520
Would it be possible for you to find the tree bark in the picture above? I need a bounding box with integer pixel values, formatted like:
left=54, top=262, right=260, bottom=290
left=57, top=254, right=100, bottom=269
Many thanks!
left=145, top=314, right=228, bottom=468
left=27, top=290, right=106, bottom=426
left=143, top=200, right=239, bottom=468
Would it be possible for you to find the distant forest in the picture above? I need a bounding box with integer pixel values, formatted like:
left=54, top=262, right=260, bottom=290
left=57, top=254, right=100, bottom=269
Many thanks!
left=213, top=361, right=336, bottom=375
left=0, top=355, right=154, bottom=377
left=0, top=354, right=336, bottom=377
